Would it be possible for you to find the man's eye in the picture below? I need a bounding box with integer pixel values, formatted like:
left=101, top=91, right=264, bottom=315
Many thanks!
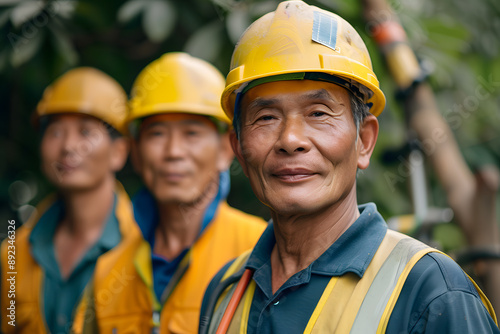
left=258, top=115, right=275, bottom=121
left=311, top=111, right=327, bottom=117
left=81, top=128, right=91, bottom=136
left=48, top=128, right=62, bottom=137
left=146, top=130, right=164, bottom=137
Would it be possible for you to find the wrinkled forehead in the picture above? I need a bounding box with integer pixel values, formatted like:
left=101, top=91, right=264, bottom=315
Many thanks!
left=240, top=79, right=351, bottom=114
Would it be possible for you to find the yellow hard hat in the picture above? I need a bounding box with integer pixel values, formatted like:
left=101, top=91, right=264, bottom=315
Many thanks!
left=128, top=52, right=231, bottom=130
left=35, top=67, right=128, bottom=135
left=221, top=0, right=386, bottom=119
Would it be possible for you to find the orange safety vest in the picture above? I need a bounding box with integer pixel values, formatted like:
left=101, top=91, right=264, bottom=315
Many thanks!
left=81, top=201, right=266, bottom=334
left=0, top=183, right=143, bottom=334
left=206, top=230, right=497, bottom=334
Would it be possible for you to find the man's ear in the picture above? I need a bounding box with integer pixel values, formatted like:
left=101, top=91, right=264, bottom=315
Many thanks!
left=357, top=114, right=379, bottom=170
left=217, top=132, right=235, bottom=172
left=229, top=131, right=248, bottom=177
left=110, top=137, right=130, bottom=172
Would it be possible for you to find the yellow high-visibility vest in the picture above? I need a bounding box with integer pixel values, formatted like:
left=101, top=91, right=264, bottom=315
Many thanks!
left=0, top=183, right=143, bottom=334
left=207, top=230, right=497, bottom=334
left=80, top=201, right=266, bottom=334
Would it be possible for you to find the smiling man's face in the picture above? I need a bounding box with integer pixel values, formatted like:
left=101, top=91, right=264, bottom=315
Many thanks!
left=40, top=114, right=119, bottom=191
left=232, top=80, right=374, bottom=216
left=132, top=113, right=232, bottom=205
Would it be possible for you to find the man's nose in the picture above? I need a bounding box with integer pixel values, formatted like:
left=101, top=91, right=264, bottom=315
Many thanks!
left=274, top=116, right=311, bottom=154
left=164, top=130, right=186, bottom=159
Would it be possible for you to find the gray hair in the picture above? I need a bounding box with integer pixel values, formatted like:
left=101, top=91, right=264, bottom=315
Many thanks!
left=349, top=90, right=370, bottom=135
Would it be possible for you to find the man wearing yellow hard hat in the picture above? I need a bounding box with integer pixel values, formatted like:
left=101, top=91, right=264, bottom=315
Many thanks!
left=0, top=67, right=144, bottom=334
left=79, top=52, right=266, bottom=333
left=200, top=2, right=499, bottom=333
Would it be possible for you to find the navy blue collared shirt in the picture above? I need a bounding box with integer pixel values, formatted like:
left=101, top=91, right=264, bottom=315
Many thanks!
left=201, top=203, right=499, bottom=333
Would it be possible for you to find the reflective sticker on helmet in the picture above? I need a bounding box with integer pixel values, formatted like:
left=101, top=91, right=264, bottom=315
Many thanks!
left=312, top=11, right=338, bottom=51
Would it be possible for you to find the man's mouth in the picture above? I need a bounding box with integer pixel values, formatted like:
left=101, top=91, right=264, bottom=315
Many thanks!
left=271, top=168, right=317, bottom=182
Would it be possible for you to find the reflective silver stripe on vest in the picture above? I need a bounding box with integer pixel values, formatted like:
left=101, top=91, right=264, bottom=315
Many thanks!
left=350, top=236, right=428, bottom=333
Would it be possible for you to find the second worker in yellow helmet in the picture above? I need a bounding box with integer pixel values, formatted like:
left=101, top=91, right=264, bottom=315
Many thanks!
left=80, top=52, right=266, bottom=333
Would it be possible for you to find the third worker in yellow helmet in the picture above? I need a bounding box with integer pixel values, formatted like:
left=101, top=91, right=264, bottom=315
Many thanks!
left=0, top=67, right=142, bottom=334
left=80, top=52, right=266, bottom=333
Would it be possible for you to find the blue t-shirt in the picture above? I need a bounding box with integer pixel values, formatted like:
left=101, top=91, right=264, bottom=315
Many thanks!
left=30, top=195, right=121, bottom=334
left=201, top=203, right=499, bottom=333
left=132, top=171, right=230, bottom=303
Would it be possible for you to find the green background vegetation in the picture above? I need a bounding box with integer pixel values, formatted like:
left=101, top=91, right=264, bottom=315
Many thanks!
left=1, top=0, right=499, bottom=252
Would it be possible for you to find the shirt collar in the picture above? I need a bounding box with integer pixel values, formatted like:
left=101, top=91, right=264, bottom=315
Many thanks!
left=310, top=203, right=387, bottom=277
left=246, top=203, right=387, bottom=279
left=29, top=199, right=63, bottom=278
left=96, top=194, right=121, bottom=251
left=29, top=193, right=121, bottom=279
left=132, top=171, right=231, bottom=249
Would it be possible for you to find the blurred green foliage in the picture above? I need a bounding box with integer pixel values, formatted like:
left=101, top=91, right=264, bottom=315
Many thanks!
left=1, top=0, right=499, bottom=251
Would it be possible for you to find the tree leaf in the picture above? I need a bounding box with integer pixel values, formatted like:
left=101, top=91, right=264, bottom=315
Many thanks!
left=0, top=8, right=13, bottom=27
left=142, top=0, right=176, bottom=43
left=50, top=0, right=76, bottom=19
left=226, top=6, right=250, bottom=44
left=249, top=1, right=280, bottom=18
left=0, top=0, right=24, bottom=5
left=9, top=29, right=43, bottom=67
left=117, top=0, right=146, bottom=23
left=10, top=1, right=44, bottom=28
left=184, top=20, right=223, bottom=63
left=50, top=26, right=78, bottom=66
